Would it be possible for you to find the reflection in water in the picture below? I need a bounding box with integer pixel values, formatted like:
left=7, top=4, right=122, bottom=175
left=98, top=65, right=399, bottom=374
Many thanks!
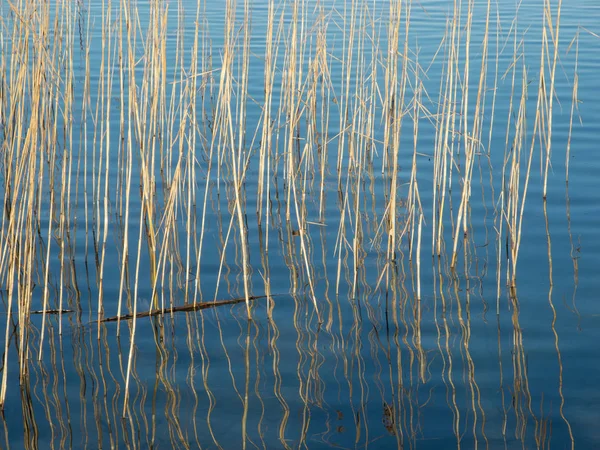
left=0, top=0, right=594, bottom=448
left=0, top=272, right=580, bottom=448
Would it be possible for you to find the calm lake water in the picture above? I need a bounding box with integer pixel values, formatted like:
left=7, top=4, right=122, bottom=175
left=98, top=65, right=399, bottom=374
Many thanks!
left=1, top=0, right=599, bottom=448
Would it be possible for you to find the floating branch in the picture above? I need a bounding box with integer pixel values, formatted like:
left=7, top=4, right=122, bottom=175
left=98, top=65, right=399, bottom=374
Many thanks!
left=30, top=309, right=74, bottom=315
left=99, top=295, right=271, bottom=323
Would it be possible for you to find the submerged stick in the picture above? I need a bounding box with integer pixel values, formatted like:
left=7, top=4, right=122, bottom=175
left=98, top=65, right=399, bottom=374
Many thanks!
left=31, top=309, right=75, bottom=315
left=100, top=295, right=271, bottom=323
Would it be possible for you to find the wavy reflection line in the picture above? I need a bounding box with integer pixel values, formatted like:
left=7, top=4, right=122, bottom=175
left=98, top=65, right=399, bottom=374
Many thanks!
left=268, top=312, right=291, bottom=450
left=437, top=256, right=461, bottom=448
left=99, top=324, right=118, bottom=448
left=389, top=263, right=404, bottom=448
left=198, top=311, right=222, bottom=449
left=185, top=312, right=203, bottom=449
left=543, top=199, right=574, bottom=449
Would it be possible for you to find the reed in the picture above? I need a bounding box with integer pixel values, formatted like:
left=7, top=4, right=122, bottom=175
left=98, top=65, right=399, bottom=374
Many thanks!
left=0, top=8, right=584, bottom=448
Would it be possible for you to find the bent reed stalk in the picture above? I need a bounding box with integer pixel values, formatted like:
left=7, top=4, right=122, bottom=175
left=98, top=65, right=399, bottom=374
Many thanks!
left=0, top=0, right=579, bottom=416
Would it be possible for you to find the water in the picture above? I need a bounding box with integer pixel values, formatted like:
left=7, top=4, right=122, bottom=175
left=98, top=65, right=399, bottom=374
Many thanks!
left=0, top=0, right=599, bottom=448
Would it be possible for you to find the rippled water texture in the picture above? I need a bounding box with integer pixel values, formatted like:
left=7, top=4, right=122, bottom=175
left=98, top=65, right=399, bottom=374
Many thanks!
left=0, top=0, right=599, bottom=448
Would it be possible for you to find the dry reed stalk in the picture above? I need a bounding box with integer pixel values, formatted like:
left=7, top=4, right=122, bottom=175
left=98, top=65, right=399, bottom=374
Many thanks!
left=257, top=0, right=277, bottom=227
left=416, top=211, right=424, bottom=379
left=57, top=0, right=75, bottom=336
left=408, top=68, right=427, bottom=382
left=431, top=27, right=448, bottom=257
left=162, top=2, right=187, bottom=309
left=290, top=147, right=320, bottom=318
left=387, top=0, right=411, bottom=262
left=229, top=0, right=253, bottom=317
left=506, top=69, right=529, bottom=291
left=451, top=0, right=491, bottom=269
left=315, top=9, right=331, bottom=224
left=39, top=121, right=56, bottom=359
left=148, top=161, right=185, bottom=317
left=81, top=0, right=92, bottom=278
left=565, top=33, right=579, bottom=184
left=95, top=0, right=115, bottom=337
left=182, top=0, right=205, bottom=306
left=193, top=83, right=220, bottom=304
left=434, top=11, right=460, bottom=258
left=38, top=0, right=66, bottom=358
left=542, top=0, right=562, bottom=199
left=496, top=14, right=520, bottom=309
left=279, top=1, right=321, bottom=317
left=17, top=78, right=39, bottom=390
left=444, top=0, right=464, bottom=208
left=334, top=0, right=357, bottom=188
left=333, top=171, right=350, bottom=296
left=507, top=5, right=559, bottom=289
left=192, top=0, right=254, bottom=310
left=284, top=0, right=299, bottom=222
left=347, top=0, right=367, bottom=299
left=132, top=1, right=161, bottom=315
left=407, top=62, right=423, bottom=266
left=408, top=60, right=424, bottom=274
left=123, top=0, right=172, bottom=413
left=0, top=0, right=62, bottom=399
left=116, top=0, right=135, bottom=336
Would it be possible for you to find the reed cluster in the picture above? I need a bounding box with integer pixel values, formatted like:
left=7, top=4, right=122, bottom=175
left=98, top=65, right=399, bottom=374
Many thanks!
left=0, top=2, right=580, bottom=441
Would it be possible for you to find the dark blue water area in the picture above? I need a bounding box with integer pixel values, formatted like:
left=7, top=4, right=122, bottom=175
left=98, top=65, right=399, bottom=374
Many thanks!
left=0, top=0, right=599, bottom=448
